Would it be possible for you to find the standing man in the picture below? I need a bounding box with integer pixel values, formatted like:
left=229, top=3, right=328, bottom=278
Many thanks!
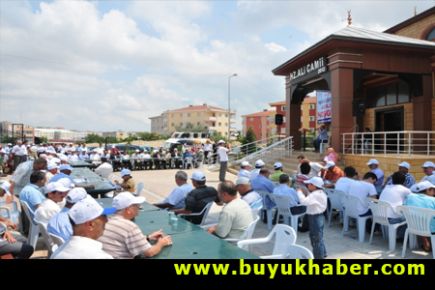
left=217, top=140, right=229, bottom=182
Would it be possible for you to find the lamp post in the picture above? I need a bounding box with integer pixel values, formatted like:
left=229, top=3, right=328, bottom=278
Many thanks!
left=228, top=73, right=237, bottom=142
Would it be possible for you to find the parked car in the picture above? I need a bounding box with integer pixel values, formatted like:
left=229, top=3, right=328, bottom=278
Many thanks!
left=106, top=144, right=142, bottom=154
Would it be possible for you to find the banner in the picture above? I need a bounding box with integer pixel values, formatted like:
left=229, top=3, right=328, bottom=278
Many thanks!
left=316, top=90, right=332, bottom=123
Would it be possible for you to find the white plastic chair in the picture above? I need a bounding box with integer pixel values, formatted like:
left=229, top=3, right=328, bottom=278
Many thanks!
left=399, top=206, right=435, bottom=259
left=179, top=201, right=214, bottom=226
left=325, top=189, right=345, bottom=227
left=183, top=157, right=194, bottom=169
left=257, top=190, right=276, bottom=230
left=273, top=194, right=306, bottom=230
left=49, top=233, right=65, bottom=247
left=368, top=200, right=406, bottom=251
left=20, top=201, right=40, bottom=249
left=135, top=182, right=145, bottom=197
left=285, top=244, right=314, bottom=259
left=342, top=195, right=372, bottom=242
left=238, top=224, right=304, bottom=259
left=225, top=216, right=260, bottom=243
left=35, top=221, right=57, bottom=257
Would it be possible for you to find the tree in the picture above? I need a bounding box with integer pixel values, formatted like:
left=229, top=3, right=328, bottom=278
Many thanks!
left=241, top=128, right=256, bottom=154
left=209, top=131, right=226, bottom=143
left=85, top=134, right=104, bottom=145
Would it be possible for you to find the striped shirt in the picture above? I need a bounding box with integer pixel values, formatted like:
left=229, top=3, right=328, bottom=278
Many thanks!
left=99, top=215, right=151, bottom=259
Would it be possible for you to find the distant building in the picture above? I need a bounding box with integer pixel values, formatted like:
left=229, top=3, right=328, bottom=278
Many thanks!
left=242, top=110, right=275, bottom=140
left=150, top=104, right=235, bottom=137
left=301, top=96, right=317, bottom=132
left=0, top=121, right=34, bottom=143
left=34, top=128, right=87, bottom=143
left=101, top=131, right=128, bottom=140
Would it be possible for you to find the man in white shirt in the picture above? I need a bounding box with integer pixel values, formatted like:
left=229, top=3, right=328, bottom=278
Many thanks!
left=237, top=161, right=252, bottom=179
left=154, top=171, right=193, bottom=209
left=217, top=140, right=229, bottom=182
left=34, top=182, right=69, bottom=225
left=297, top=177, right=328, bottom=259
left=250, top=159, right=265, bottom=181
left=51, top=195, right=116, bottom=259
left=208, top=181, right=254, bottom=239
left=348, top=172, right=378, bottom=216
left=335, top=166, right=358, bottom=195
left=94, top=157, right=114, bottom=179
left=379, top=171, right=411, bottom=221
left=420, top=161, right=435, bottom=184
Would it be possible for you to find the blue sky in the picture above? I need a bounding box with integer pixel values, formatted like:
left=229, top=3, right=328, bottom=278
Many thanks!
left=0, top=0, right=433, bottom=132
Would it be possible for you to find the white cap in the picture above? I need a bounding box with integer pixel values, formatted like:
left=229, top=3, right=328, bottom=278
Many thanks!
left=66, top=187, right=88, bottom=204
left=0, top=181, right=11, bottom=195
left=59, top=164, right=73, bottom=171
left=218, top=140, right=225, bottom=144
left=367, top=159, right=379, bottom=166
left=120, top=168, right=131, bottom=177
left=304, top=177, right=324, bottom=188
left=44, top=182, right=70, bottom=194
left=240, top=161, right=251, bottom=167
left=191, top=171, right=206, bottom=181
left=47, top=162, right=58, bottom=171
left=325, top=161, right=335, bottom=168
left=422, top=161, right=435, bottom=168
left=410, top=181, right=435, bottom=193
left=68, top=195, right=116, bottom=225
left=112, top=191, right=146, bottom=210
left=398, top=161, right=410, bottom=169
left=235, top=177, right=250, bottom=186
left=255, top=159, right=265, bottom=168
left=273, top=162, right=283, bottom=169
left=58, top=177, right=75, bottom=189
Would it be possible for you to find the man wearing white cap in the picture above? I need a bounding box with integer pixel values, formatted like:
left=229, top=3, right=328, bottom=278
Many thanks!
left=235, top=177, right=262, bottom=208
left=237, top=161, right=252, bottom=179
left=367, top=159, right=384, bottom=193
left=296, top=177, right=328, bottom=259
left=34, top=182, right=70, bottom=226
left=405, top=180, right=435, bottom=251
left=115, top=168, right=135, bottom=194
left=47, top=187, right=88, bottom=242
left=99, top=192, right=172, bottom=259
left=155, top=171, right=193, bottom=209
left=217, top=140, right=229, bottom=182
left=95, top=157, right=113, bottom=179
left=51, top=195, right=116, bottom=259
left=250, top=159, right=265, bottom=181
left=270, top=162, right=284, bottom=183
left=174, top=171, right=218, bottom=224
left=50, top=164, right=74, bottom=183
left=385, top=162, right=415, bottom=189
left=323, top=161, right=344, bottom=187
left=45, top=162, right=58, bottom=184
left=420, top=161, right=435, bottom=184
left=0, top=181, right=14, bottom=204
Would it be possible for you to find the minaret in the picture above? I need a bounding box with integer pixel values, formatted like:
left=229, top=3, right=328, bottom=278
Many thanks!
left=347, top=10, right=352, bottom=26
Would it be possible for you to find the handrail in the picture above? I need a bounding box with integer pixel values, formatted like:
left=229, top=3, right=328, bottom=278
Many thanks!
left=341, top=131, right=435, bottom=156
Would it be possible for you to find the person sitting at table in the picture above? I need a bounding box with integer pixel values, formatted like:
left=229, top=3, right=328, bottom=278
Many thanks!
left=405, top=181, right=435, bottom=252
left=273, top=174, right=305, bottom=215
left=51, top=195, right=116, bottom=259
left=19, top=170, right=47, bottom=213
left=420, top=161, right=435, bottom=184
left=270, top=162, right=284, bottom=183
left=384, top=162, right=415, bottom=189
left=50, top=164, right=74, bottom=183
left=34, top=182, right=69, bottom=226
left=207, top=181, right=253, bottom=239
left=99, top=192, right=172, bottom=259
left=235, top=177, right=262, bottom=208
left=47, top=187, right=88, bottom=242
left=94, top=157, right=113, bottom=179
left=115, top=168, right=135, bottom=194
left=322, top=161, right=344, bottom=188
left=154, top=171, right=193, bottom=209
left=347, top=172, right=378, bottom=217
left=335, top=166, right=358, bottom=195
left=173, top=171, right=219, bottom=224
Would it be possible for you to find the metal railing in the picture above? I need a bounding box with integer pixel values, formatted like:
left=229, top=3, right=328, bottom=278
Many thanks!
left=232, top=136, right=293, bottom=165
left=342, top=131, right=435, bottom=156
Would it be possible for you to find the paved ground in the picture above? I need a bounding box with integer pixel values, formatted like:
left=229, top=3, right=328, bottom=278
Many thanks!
left=4, top=166, right=432, bottom=259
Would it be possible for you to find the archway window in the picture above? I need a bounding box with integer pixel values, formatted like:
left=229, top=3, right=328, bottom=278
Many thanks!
left=426, top=28, right=435, bottom=41
left=369, top=80, right=410, bottom=108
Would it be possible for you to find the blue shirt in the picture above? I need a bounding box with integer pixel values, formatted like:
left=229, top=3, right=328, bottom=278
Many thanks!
left=19, top=183, right=46, bottom=214
left=251, top=175, right=275, bottom=209
left=371, top=168, right=384, bottom=189
left=50, top=173, right=75, bottom=183
left=404, top=193, right=435, bottom=233
left=163, top=183, right=193, bottom=209
left=47, top=207, right=72, bottom=242
left=273, top=184, right=299, bottom=208
left=386, top=173, right=415, bottom=189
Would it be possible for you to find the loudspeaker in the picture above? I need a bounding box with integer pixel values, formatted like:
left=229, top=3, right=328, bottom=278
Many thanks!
left=275, top=114, right=284, bottom=125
